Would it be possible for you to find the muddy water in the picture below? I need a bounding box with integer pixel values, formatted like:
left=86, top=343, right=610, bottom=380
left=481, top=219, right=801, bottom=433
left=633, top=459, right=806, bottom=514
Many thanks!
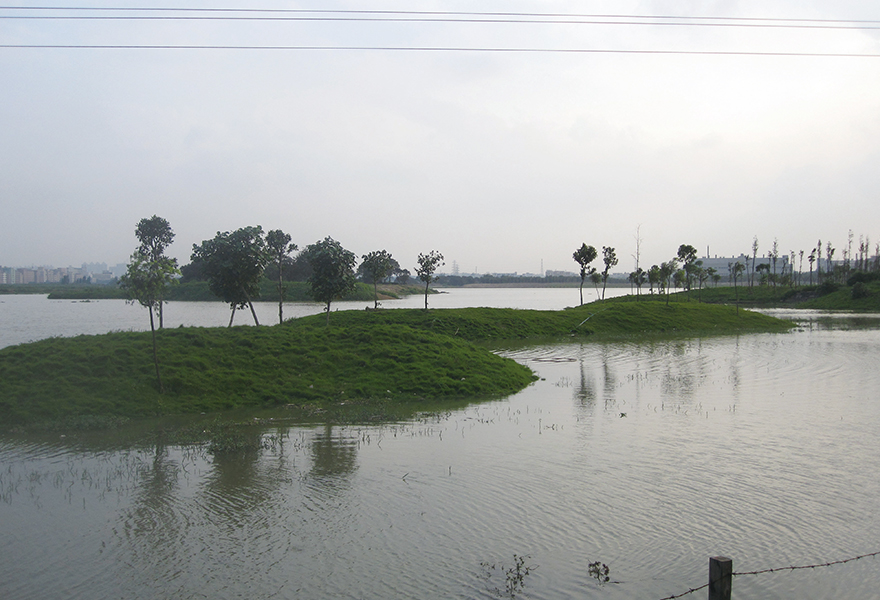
left=2, top=313, right=879, bottom=599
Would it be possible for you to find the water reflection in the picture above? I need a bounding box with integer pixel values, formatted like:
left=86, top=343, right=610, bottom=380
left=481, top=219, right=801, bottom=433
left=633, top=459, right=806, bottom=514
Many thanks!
left=3, top=320, right=880, bottom=599
left=310, top=424, right=358, bottom=478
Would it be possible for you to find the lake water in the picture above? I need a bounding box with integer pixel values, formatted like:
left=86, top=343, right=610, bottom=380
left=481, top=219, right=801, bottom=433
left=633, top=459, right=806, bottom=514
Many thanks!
left=0, top=286, right=620, bottom=349
left=2, top=289, right=880, bottom=599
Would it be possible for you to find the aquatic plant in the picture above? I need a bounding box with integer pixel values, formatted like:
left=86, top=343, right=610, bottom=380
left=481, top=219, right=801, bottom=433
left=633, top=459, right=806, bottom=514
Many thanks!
left=481, top=554, right=536, bottom=598
left=588, top=561, right=611, bottom=584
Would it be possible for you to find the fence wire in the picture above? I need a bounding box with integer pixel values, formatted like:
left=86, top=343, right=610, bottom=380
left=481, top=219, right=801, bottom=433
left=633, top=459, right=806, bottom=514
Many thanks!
left=658, top=551, right=880, bottom=600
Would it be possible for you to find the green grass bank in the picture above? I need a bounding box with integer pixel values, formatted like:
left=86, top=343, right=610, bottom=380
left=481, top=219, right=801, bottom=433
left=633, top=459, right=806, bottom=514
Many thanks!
left=0, top=301, right=792, bottom=427
left=653, top=279, right=880, bottom=311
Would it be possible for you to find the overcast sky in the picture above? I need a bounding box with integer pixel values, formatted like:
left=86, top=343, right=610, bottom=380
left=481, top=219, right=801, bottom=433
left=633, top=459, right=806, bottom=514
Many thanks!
left=2, top=0, right=879, bottom=275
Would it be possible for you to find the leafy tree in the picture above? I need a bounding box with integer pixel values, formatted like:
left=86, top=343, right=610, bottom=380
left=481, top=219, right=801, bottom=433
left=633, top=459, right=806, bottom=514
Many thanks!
left=729, top=260, right=746, bottom=314
left=658, top=260, right=678, bottom=306
left=826, top=242, right=836, bottom=282
left=695, top=261, right=709, bottom=301
left=600, top=246, right=618, bottom=300
left=191, top=226, right=269, bottom=327
left=590, top=271, right=602, bottom=297
left=628, top=267, right=647, bottom=297
left=676, top=244, right=698, bottom=297
left=360, top=250, right=397, bottom=309
left=134, top=215, right=175, bottom=328
left=416, top=250, right=444, bottom=309
left=572, top=243, right=598, bottom=306
left=304, top=237, right=357, bottom=325
left=265, top=229, right=298, bottom=325
left=808, top=249, right=816, bottom=285
left=647, top=264, right=661, bottom=294
left=395, top=268, right=411, bottom=285
left=119, top=252, right=179, bottom=395
left=755, top=262, right=770, bottom=285
left=750, top=236, right=760, bottom=288
left=706, top=267, right=720, bottom=287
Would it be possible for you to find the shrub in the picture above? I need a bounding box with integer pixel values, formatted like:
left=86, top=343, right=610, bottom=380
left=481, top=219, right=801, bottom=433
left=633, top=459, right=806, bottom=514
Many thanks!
left=847, top=272, right=880, bottom=286
left=817, top=281, right=840, bottom=296
left=852, top=282, right=872, bottom=299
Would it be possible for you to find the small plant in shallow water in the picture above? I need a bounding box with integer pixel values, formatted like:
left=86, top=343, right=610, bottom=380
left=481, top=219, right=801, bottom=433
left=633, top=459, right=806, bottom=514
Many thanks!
left=481, top=554, right=537, bottom=598
left=588, top=561, right=611, bottom=584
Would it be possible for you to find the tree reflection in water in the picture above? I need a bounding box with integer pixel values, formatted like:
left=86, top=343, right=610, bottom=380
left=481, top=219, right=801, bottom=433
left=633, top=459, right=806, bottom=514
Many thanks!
left=310, top=424, right=358, bottom=478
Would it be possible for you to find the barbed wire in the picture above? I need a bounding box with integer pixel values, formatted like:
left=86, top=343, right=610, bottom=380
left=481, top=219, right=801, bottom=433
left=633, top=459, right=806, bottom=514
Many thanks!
left=658, top=551, right=880, bottom=600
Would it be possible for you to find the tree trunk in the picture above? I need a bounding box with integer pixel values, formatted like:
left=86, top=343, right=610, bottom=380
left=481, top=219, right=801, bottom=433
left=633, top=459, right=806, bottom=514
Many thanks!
left=579, top=281, right=584, bottom=306
left=159, top=301, right=164, bottom=329
left=325, top=300, right=331, bottom=325
left=277, top=274, right=284, bottom=324
left=373, top=281, right=379, bottom=309
left=248, top=300, right=260, bottom=326
left=228, top=305, right=236, bottom=327
left=149, top=307, right=164, bottom=396
left=424, top=281, right=430, bottom=310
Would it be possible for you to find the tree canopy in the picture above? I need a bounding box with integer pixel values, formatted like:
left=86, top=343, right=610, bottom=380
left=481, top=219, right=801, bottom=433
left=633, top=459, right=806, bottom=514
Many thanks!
left=600, top=246, right=618, bottom=300
left=573, top=243, right=598, bottom=306
left=416, top=250, right=444, bottom=309
left=304, top=237, right=357, bottom=324
left=120, top=216, right=179, bottom=395
left=360, top=250, right=398, bottom=309
left=266, top=229, right=298, bottom=324
left=191, top=226, right=268, bottom=326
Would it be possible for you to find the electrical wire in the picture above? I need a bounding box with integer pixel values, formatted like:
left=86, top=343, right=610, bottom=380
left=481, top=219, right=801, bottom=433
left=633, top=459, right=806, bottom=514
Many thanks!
left=2, top=14, right=880, bottom=30
left=1, top=6, right=879, bottom=28
left=2, top=44, right=878, bottom=57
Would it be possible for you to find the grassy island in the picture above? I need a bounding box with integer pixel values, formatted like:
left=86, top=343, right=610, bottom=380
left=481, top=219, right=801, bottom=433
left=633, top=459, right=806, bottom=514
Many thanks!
left=0, top=300, right=793, bottom=428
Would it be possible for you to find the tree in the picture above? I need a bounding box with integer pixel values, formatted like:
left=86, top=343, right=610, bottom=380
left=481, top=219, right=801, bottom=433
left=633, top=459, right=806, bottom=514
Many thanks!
left=706, top=266, right=719, bottom=287
left=750, top=236, right=759, bottom=288
left=695, top=261, right=708, bottom=302
left=647, top=264, right=661, bottom=295
left=265, top=229, right=298, bottom=325
left=191, top=226, right=268, bottom=327
left=600, top=246, right=618, bottom=300
left=826, top=242, right=836, bottom=282
left=798, top=250, right=805, bottom=286
left=756, top=262, right=770, bottom=285
left=808, top=249, right=816, bottom=285
left=119, top=252, right=179, bottom=395
left=631, top=267, right=647, bottom=297
left=572, top=243, right=598, bottom=306
left=416, top=250, right=444, bottom=309
left=135, top=215, right=175, bottom=328
left=360, top=250, right=397, bottom=309
left=729, top=260, right=746, bottom=314
left=658, top=260, right=678, bottom=306
left=590, top=271, right=602, bottom=296
left=770, top=238, right=779, bottom=287
left=304, top=237, right=357, bottom=325
left=676, top=244, right=698, bottom=297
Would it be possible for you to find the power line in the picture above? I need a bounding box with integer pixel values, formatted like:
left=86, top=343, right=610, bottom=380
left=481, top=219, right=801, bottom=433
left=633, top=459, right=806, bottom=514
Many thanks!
left=1, top=6, right=880, bottom=27
left=2, top=44, right=879, bottom=57
left=3, top=14, right=880, bottom=30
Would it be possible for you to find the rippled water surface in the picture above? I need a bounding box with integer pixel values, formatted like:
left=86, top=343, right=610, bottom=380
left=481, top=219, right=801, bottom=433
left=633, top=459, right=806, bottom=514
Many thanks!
left=2, top=294, right=880, bottom=599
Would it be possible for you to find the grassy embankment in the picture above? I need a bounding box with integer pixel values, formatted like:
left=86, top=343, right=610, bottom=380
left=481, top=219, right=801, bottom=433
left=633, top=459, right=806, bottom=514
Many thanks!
left=654, top=279, right=880, bottom=311
left=0, top=300, right=792, bottom=428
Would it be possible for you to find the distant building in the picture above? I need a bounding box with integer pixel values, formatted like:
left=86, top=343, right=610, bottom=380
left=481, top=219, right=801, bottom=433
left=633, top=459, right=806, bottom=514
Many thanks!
left=698, top=254, right=789, bottom=279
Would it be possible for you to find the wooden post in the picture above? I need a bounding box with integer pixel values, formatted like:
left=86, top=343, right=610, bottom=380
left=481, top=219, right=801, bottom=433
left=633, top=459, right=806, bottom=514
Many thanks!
left=708, top=556, right=732, bottom=600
